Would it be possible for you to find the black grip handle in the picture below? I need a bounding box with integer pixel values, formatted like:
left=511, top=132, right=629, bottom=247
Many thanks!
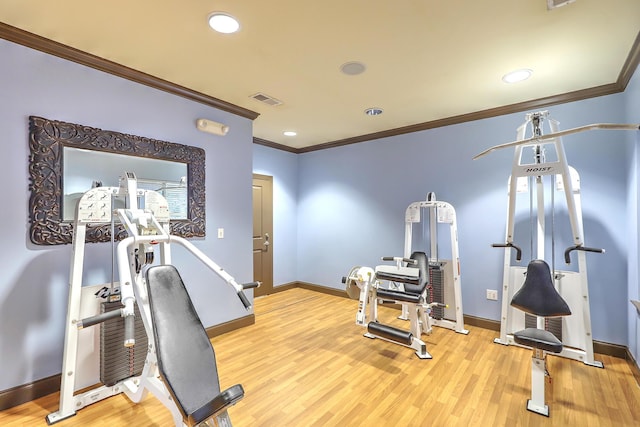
left=242, top=281, right=261, bottom=289
left=77, top=309, right=122, bottom=329
left=381, top=256, right=394, bottom=261
left=492, top=243, right=522, bottom=262
left=124, top=314, right=135, bottom=348
left=564, top=245, right=605, bottom=264
left=237, top=291, right=251, bottom=309
left=341, top=276, right=347, bottom=284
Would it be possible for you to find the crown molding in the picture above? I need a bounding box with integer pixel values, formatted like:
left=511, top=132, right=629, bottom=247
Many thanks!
left=296, top=81, right=625, bottom=153
left=618, top=30, right=640, bottom=89
left=253, top=137, right=298, bottom=154
left=0, top=22, right=259, bottom=120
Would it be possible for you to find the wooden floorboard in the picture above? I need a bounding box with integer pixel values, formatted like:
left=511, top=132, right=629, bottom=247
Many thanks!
left=1, top=288, right=639, bottom=426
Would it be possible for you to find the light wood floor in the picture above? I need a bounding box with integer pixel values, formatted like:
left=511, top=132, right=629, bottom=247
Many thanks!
left=2, top=288, right=640, bottom=426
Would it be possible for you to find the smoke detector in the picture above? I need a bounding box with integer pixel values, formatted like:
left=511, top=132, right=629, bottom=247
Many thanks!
left=547, top=0, right=576, bottom=10
left=340, top=61, right=366, bottom=76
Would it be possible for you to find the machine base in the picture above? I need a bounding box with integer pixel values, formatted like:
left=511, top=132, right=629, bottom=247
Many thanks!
left=526, top=399, right=550, bottom=417
left=46, top=411, right=76, bottom=425
left=584, top=359, right=604, bottom=369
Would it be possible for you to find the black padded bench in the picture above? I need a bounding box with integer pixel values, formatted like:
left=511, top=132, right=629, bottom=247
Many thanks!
left=509, top=259, right=571, bottom=416
left=146, top=265, right=244, bottom=426
left=513, top=328, right=563, bottom=354
left=511, top=259, right=570, bottom=356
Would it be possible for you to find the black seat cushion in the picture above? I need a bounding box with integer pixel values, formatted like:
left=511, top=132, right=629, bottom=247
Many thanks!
left=514, top=328, right=563, bottom=353
left=511, top=260, right=571, bottom=317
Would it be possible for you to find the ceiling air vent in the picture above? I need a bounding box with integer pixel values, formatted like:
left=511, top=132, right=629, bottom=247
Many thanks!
left=547, top=0, right=575, bottom=10
left=250, top=92, right=283, bottom=106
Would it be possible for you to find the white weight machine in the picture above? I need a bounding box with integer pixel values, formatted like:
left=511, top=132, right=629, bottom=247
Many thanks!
left=47, top=172, right=256, bottom=426
left=343, top=193, right=468, bottom=359
left=475, top=111, right=639, bottom=416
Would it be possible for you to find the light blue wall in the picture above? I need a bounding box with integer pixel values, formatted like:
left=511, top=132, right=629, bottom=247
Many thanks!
left=254, top=89, right=635, bottom=348
left=252, top=144, right=299, bottom=286
left=0, top=39, right=255, bottom=392
left=290, top=95, right=631, bottom=344
left=624, top=67, right=640, bottom=364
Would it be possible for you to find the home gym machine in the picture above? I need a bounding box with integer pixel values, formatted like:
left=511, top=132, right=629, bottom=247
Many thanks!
left=343, top=193, right=468, bottom=359
left=47, top=172, right=256, bottom=426
left=474, top=111, right=639, bottom=415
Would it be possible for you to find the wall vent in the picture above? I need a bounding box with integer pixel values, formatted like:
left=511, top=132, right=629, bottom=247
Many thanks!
left=250, top=92, right=283, bottom=106
left=547, top=0, right=575, bottom=10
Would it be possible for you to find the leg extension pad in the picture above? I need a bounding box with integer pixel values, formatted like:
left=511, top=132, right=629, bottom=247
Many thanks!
left=367, top=321, right=413, bottom=346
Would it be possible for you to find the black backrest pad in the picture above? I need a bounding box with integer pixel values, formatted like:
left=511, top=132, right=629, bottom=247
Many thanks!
left=403, top=251, right=429, bottom=295
left=511, top=259, right=572, bottom=317
left=145, top=265, right=222, bottom=419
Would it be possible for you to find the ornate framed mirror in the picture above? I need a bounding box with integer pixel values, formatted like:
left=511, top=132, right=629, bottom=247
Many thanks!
left=28, top=116, right=205, bottom=245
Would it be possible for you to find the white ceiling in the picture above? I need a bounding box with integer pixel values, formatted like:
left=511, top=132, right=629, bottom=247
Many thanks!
left=1, top=0, right=639, bottom=150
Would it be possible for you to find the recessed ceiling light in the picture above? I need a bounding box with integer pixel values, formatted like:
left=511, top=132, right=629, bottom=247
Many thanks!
left=340, top=61, right=366, bottom=76
left=208, top=12, right=240, bottom=34
left=283, top=131, right=297, bottom=136
left=364, top=107, right=383, bottom=116
left=502, top=69, right=533, bottom=83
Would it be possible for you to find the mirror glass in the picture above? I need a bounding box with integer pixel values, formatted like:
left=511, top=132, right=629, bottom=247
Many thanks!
left=63, top=147, right=188, bottom=221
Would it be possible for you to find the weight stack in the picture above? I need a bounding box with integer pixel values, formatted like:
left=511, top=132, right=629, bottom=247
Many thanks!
left=525, top=313, right=562, bottom=342
left=429, top=264, right=445, bottom=319
left=100, top=301, right=148, bottom=386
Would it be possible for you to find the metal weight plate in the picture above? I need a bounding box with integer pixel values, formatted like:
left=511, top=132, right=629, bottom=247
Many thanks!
left=344, top=266, right=362, bottom=300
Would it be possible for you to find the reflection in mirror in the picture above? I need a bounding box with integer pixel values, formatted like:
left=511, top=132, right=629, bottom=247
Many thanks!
left=29, top=116, right=206, bottom=245
left=63, top=147, right=188, bottom=221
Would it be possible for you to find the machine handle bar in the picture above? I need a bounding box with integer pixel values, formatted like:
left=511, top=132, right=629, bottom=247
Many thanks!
left=432, top=302, right=448, bottom=308
left=564, top=245, right=605, bottom=264
left=77, top=309, right=123, bottom=329
left=237, top=291, right=251, bottom=309
left=381, top=256, right=417, bottom=265
left=236, top=282, right=261, bottom=308
left=242, top=281, right=261, bottom=289
left=473, top=123, right=640, bottom=160
left=491, top=243, right=522, bottom=262
left=117, top=233, right=260, bottom=344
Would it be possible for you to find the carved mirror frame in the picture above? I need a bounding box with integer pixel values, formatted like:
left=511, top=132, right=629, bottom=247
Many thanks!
left=28, top=116, right=205, bottom=245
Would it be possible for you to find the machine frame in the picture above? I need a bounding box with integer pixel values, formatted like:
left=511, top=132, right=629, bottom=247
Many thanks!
left=47, top=173, right=251, bottom=427
left=344, top=193, right=468, bottom=359
left=490, top=111, right=603, bottom=368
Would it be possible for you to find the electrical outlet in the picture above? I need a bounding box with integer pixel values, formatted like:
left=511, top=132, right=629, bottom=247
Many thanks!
left=486, top=289, right=498, bottom=301
left=217, top=228, right=224, bottom=239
